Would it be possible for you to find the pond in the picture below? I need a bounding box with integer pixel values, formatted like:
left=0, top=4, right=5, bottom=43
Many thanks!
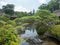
left=42, top=41, right=58, bottom=45
left=20, top=29, right=59, bottom=45
left=21, top=29, right=43, bottom=45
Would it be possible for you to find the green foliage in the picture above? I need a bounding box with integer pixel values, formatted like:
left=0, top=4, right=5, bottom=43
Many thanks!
left=0, top=14, right=10, bottom=22
left=39, top=0, right=60, bottom=12
left=35, top=10, right=59, bottom=25
left=2, top=4, right=14, bottom=15
left=14, top=16, right=41, bottom=34
left=50, top=25, right=60, bottom=40
left=39, top=4, right=48, bottom=10
left=0, top=21, right=20, bottom=45
left=0, top=5, right=59, bottom=44
left=1, top=1, right=60, bottom=44
left=35, top=10, right=51, bottom=16
left=14, top=10, right=59, bottom=35
left=15, top=12, right=29, bottom=18
left=6, top=20, right=16, bottom=27
left=0, top=21, right=6, bottom=27
left=14, top=16, right=40, bottom=27
left=15, top=11, right=35, bottom=18
left=37, top=26, right=48, bottom=35
left=35, top=10, right=59, bottom=35
left=16, top=26, right=26, bottom=34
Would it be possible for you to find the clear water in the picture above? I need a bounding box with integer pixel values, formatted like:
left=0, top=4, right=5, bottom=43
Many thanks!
left=21, top=29, right=38, bottom=38
left=21, top=29, right=43, bottom=45
left=21, top=29, right=58, bottom=45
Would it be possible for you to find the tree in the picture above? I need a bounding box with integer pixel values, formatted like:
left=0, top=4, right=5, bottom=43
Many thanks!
left=39, top=4, right=48, bottom=10
left=15, top=12, right=29, bottom=18
left=14, top=10, right=59, bottom=35
left=35, top=10, right=59, bottom=35
left=39, top=0, right=60, bottom=12
left=2, top=4, right=14, bottom=15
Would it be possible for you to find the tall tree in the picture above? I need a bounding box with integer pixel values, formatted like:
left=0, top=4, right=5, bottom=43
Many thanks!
left=39, top=4, right=48, bottom=10
left=2, top=4, right=14, bottom=15
left=39, top=0, right=60, bottom=12
left=35, top=10, right=59, bottom=35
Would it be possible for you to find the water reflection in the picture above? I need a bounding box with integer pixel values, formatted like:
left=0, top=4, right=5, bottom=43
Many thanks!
left=21, top=29, right=43, bottom=45
left=20, top=29, right=59, bottom=45
left=21, top=29, right=38, bottom=38
left=21, top=38, right=30, bottom=45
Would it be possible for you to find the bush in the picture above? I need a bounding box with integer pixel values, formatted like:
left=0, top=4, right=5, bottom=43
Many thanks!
left=6, top=20, right=16, bottom=27
left=0, top=24, right=20, bottom=45
left=0, top=21, right=6, bottom=27
left=37, top=26, right=48, bottom=35
left=50, top=25, right=60, bottom=40
left=0, top=14, right=10, bottom=22
left=35, top=10, right=58, bottom=35
left=14, top=16, right=41, bottom=27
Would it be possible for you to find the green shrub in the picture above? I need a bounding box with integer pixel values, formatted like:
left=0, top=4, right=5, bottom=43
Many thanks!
left=0, top=25, right=20, bottom=45
left=37, top=26, right=48, bottom=35
left=50, top=25, right=60, bottom=40
left=0, top=14, right=10, bottom=22
left=6, top=20, right=16, bottom=27
left=16, top=26, right=25, bottom=34
left=35, top=10, right=58, bottom=35
left=0, top=21, right=6, bottom=27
